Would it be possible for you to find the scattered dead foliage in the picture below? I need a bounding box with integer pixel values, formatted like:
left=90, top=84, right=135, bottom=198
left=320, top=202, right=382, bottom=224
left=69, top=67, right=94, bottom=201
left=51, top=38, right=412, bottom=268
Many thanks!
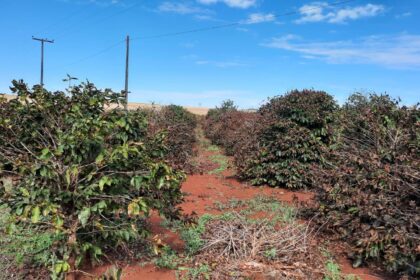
left=193, top=212, right=326, bottom=279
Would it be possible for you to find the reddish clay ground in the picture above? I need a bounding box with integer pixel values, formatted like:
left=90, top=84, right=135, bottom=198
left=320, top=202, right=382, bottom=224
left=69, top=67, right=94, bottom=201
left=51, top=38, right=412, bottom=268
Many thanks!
left=80, top=133, right=389, bottom=280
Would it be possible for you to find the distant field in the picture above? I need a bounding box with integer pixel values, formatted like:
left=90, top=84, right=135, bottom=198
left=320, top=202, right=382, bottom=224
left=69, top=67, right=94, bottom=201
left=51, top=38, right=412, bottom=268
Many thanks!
left=1, top=94, right=209, bottom=115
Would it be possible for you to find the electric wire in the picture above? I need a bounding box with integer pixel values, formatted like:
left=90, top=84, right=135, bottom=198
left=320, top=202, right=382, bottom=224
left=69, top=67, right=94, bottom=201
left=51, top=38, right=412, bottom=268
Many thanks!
left=60, top=0, right=357, bottom=69
left=132, top=0, right=357, bottom=41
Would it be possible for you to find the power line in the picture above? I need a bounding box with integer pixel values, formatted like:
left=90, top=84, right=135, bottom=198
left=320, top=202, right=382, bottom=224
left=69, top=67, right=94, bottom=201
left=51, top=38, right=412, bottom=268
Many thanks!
left=39, top=6, right=88, bottom=37
left=58, top=0, right=357, bottom=70
left=58, top=39, right=125, bottom=69
left=132, top=0, right=357, bottom=41
left=52, top=1, right=144, bottom=40
left=132, top=22, right=240, bottom=41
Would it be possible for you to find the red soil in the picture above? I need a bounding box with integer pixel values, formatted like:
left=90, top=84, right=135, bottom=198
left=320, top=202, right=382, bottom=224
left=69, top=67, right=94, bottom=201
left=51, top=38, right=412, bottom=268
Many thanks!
left=79, top=136, right=388, bottom=280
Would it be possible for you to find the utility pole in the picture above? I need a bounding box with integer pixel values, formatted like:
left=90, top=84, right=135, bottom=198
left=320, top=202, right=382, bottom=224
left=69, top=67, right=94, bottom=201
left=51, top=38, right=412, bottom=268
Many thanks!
left=124, top=35, right=130, bottom=111
left=32, top=37, right=54, bottom=91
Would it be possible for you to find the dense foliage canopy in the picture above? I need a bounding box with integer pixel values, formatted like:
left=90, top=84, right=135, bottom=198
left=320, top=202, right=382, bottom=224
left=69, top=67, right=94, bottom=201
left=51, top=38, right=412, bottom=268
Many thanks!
left=0, top=81, right=185, bottom=278
left=203, top=91, right=419, bottom=276
left=309, top=94, right=419, bottom=275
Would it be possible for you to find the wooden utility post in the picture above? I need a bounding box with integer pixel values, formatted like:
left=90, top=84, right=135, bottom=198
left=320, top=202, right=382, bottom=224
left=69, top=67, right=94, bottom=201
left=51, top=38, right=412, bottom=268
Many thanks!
left=32, top=36, right=54, bottom=91
left=124, top=35, right=130, bottom=111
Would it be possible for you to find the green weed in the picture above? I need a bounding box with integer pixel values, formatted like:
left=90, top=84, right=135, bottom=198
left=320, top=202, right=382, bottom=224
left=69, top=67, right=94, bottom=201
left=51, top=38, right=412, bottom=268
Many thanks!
left=213, top=195, right=297, bottom=224
left=208, top=154, right=229, bottom=175
left=181, top=214, right=213, bottom=255
left=206, top=145, right=219, bottom=152
left=154, top=246, right=182, bottom=270
left=177, top=264, right=211, bottom=280
left=322, top=248, right=360, bottom=280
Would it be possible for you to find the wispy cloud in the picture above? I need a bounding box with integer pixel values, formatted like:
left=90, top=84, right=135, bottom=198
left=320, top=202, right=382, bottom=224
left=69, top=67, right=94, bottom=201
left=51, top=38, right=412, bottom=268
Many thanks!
left=296, top=2, right=385, bottom=24
left=59, top=0, right=124, bottom=7
left=158, top=2, right=210, bottom=15
left=395, top=12, right=412, bottom=19
left=196, top=60, right=246, bottom=68
left=262, top=34, right=420, bottom=69
left=243, top=13, right=275, bottom=24
left=197, top=0, right=257, bottom=9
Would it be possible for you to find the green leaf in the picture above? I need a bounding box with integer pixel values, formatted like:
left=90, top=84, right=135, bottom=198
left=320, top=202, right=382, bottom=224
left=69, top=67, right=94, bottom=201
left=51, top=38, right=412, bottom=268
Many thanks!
left=138, top=198, right=148, bottom=212
left=55, top=145, right=64, bottom=156
left=116, top=118, right=126, bottom=128
left=127, top=202, right=140, bottom=217
left=130, top=176, right=143, bottom=190
left=53, top=215, right=64, bottom=229
left=157, top=177, right=165, bottom=189
left=65, top=169, right=71, bottom=186
left=78, top=207, right=91, bottom=227
left=40, top=166, right=49, bottom=177
left=99, top=176, right=111, bottom=191
left=20, top=187, right=30, bottom=197
left=39, top=148, right=52, bottom=160
left=31, top=206, right=41, bottom=223
left=6, top=223, right=16, bottom=234
left=95, top=152, right=105, bottom=165
left=62, top=262, right=71, bottom=272
left=54, top=263, right=63, bottom=274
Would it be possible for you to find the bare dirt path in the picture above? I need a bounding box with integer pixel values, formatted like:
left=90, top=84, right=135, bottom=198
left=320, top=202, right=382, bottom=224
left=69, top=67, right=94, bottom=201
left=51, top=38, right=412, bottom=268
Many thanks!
left=82, top=128, right=388, bottom=280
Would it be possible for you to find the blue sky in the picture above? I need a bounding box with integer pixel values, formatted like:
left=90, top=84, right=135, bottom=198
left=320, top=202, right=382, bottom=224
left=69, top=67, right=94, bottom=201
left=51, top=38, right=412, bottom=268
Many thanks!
left=1, top=0, right=419, bottom=108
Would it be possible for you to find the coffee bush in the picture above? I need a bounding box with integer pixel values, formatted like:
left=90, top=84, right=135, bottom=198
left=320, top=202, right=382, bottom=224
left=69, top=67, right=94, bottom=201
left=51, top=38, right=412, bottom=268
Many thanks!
left=0, top=81, right=185, bottom=278
left=235, top=90, right=337, bottom=188
left=308, top=93, right=419, bottom=275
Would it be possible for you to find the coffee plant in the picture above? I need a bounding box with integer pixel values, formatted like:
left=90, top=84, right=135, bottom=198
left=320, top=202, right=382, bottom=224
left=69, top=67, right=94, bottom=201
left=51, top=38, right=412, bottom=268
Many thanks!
left=308, top=93, right=419, bottom=275
left=236, top=119, right=327, bottom=188
left=0, top=80, right=185, bottom=279
left=234, top=90, right=337, bottom=188
left=150, top=105, right=197, bottom=172
left=204, top=108, right=257, bottom=156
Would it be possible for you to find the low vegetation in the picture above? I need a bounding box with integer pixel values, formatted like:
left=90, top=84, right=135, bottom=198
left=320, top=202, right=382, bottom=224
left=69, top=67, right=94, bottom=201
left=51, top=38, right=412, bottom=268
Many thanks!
left=203, top=91, right=419, bottom=277
left=0, top=80, right=196, bottom=279
left=148, top=104, right=198, bottom=172
left=159, top=196, right=346, bottom=279
left=308, top=94, right=419, bottom=275
left=1, top=79, right=418, bottom=279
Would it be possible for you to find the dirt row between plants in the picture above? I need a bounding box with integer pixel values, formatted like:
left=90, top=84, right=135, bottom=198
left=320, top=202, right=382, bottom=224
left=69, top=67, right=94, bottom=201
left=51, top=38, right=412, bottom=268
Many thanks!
left=82, top=129, right=389, bottom=280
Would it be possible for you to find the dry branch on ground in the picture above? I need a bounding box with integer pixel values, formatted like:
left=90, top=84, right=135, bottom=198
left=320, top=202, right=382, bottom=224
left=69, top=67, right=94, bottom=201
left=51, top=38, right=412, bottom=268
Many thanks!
left=193, top=212, right=325, bottom=279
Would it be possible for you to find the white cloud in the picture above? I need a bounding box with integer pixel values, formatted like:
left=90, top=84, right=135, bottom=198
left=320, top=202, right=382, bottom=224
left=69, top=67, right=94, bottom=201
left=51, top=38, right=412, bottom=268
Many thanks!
left=197, top=0, right=257, bottom=9
left=243, top=13, right=275, bottom=24
left=158, top=2, right=210, bottom=14
left=296, top=2, right=385, bottom=24
left=262, top=34, right=420, bottom=69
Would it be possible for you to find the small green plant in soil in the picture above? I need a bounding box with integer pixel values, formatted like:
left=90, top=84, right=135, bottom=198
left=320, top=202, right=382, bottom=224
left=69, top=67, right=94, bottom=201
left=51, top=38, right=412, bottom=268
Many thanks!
left=154, top=246, right=183, bottom=270
left=177, top=264, right=211, bottom=280
left=322, top=249, right=360, bottom=280
left=208, top=154, right=229, bottom=175
left=206, top=145, right=219, bottom=152
left=213, top=195, right=297, bottom=224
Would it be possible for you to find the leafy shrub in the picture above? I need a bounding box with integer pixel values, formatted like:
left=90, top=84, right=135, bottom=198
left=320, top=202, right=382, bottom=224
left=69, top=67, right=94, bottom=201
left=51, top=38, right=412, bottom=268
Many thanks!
left=236, top=119, right=327, bottom=188
left=308, top=93, right=419, bottom=275
left=205, top=99, right=237, bottom=121
left=204, top=109, right=257, bottom=156
left=235, top=90, right=337, bottom=188
left=0, top=80, right=185, bottom=278
left=259, top=89, right=337, bottom=144
left=152, top=105, right=197, bottom=172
